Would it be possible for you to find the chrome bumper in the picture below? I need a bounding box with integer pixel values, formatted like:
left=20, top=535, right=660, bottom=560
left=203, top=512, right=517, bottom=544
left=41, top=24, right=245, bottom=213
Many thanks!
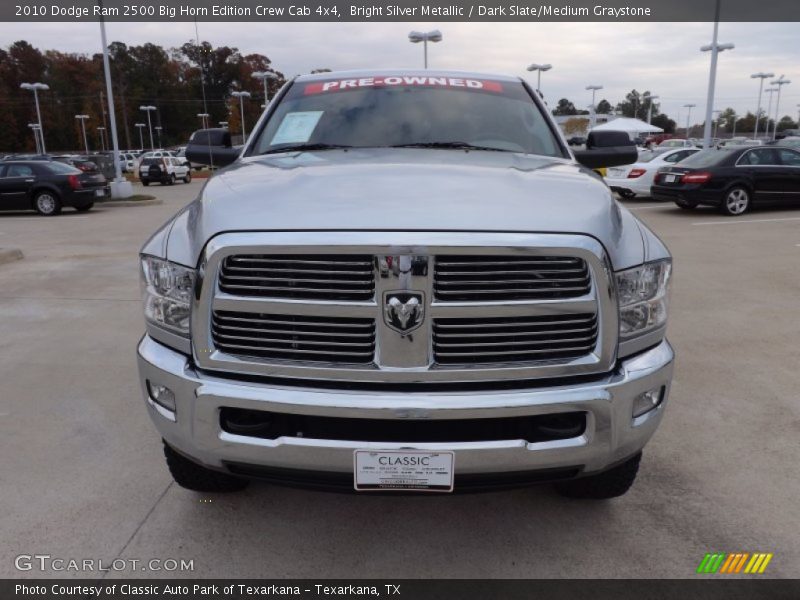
left=137, top=335, right=674, bottom=478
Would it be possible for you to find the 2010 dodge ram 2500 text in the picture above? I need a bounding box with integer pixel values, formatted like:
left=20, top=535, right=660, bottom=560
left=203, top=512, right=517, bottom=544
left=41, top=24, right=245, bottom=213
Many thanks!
left=137, top=70, right=674, bottom=498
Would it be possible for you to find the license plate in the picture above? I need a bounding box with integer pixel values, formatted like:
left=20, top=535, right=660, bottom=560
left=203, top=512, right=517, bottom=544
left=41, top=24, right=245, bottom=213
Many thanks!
left=663, top=174, right=677, bottom=183
left=354, top=450, right=454, bottom=492
left=608, top=168, right=624, bottom=177
left=95, top=189, right=105, bottom=197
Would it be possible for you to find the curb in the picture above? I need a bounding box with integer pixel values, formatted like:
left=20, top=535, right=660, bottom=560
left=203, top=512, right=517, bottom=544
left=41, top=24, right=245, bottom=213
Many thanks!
left=99, top=199, right=163, bottom=207
left=0, top=248, right=24, bottom=266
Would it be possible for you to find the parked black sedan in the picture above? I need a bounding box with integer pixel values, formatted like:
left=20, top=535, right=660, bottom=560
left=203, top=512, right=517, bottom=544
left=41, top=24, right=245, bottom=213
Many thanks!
left=0, top=159, right=109, bottom=215
left=651, top=146, right=800, bottom=216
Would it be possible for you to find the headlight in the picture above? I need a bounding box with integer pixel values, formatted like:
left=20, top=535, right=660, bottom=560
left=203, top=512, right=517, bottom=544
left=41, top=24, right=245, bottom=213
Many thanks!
left=615, top=259, right=671, bottom=338
left=140, top=255, right=195, bottom=335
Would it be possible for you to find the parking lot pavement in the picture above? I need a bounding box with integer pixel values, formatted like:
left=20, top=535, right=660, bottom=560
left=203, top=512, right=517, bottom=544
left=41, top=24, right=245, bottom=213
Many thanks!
left=1, top=187, right=798, bottom=579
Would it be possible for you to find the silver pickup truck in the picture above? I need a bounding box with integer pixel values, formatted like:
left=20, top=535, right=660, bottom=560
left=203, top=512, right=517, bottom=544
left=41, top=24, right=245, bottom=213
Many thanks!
left=137, top=70, right=673, bottom=498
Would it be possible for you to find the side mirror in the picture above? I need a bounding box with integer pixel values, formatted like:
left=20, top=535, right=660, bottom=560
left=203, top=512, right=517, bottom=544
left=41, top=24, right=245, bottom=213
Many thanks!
left=185, top=128, right=239, bottom=168
left=573, top=131, right=638, bottom=169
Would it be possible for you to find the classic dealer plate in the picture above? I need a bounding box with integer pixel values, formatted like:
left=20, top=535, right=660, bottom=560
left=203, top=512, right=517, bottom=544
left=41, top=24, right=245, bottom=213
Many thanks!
left=663, top=174, right=678, bottom=183
left=354, top=450, right=455, bottom=492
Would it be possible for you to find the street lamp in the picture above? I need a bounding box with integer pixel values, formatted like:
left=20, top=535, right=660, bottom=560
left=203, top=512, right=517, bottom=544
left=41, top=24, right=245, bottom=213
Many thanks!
left=97, top=126, right=106, bottom=152
left=75, top=114, right=90, bottom=154
left=20, top=82, right=49, bottom=154
left=586, top=85, right=603, bottom=129
left=764, top=88, right=777, bottom=137
left=526, top=63, right=552, bottom=97
left=408, top=30, right=442, bottom=69
left=683, top=103, right=696, bottom=138
left=770, top=75, right=791, bottom=140
left=231, top=91, right=251, bottom=143
left=699, top=0, right=734, bottom=149
left=730, top=111, right=737, bottom=137
left=197, top=113, right=210, bottom=130
left=135, top=123, right=146, bottom=152
left=252, top=71, right=278, bottom=107
left=712, top=110, right=722, bottom=140
left=139, top=105, right=157, bottom=151
left=644, top=94, right=659, bottom=124
left=28, top=123, right=42, bottom=154
left=154, top=126, right=163, bottom=149
left=751, top=72, right=774, bottom=140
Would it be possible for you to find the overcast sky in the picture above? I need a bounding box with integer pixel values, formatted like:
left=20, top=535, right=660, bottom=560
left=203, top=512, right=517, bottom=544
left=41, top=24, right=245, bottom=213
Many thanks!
left=1, top=21, right=798, bottom=123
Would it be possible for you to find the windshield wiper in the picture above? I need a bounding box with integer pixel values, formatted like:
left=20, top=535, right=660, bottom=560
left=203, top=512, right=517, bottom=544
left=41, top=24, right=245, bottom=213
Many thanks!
left=390, top=142, right=512, bottom=152
left=260, top=143, right=352, bottom=155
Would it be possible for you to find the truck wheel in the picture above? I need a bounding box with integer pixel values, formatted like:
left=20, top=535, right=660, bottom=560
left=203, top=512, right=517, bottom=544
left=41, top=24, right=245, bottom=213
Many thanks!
left=142, top=180, right=150, bottom=187
left=163, top=442, right=249, bottom=493
left=33, top=191, right=62, bottom=216
left=555, top=453, right=641, bottom=499
left=720, top=186, right=750, bottom=216
left=168, top=174, right=176, bottom=186
left=183, top=172, right=192, bottom=184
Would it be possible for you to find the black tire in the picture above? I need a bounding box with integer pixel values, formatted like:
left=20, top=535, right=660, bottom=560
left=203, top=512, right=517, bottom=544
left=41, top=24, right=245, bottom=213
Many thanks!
left=33, top=190, right=62, bottom=216
left=555, top=453, right=641, bottom=499
left=142, top=180, right=150, bottom=187
left=163, top=442, right=249, bottom=493
left=75, top=203, right=94, bottom=212
left=675, top=198, right=699, bottom=210
left=618, top=189, right=637, bottom=199
left=719, top=186, right=751, bottom=216
left=168, top=174, right=176, bottom=186
left=183, top=172, right=192, bottom=184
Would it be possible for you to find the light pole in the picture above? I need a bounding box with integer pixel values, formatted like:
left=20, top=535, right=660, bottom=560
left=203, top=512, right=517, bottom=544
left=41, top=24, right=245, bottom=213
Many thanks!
left=252, top=71, right=278, bottom=107
left=139, top=105, right=156, bottom=151
left=154, top=126, right=163, bottom=149
left=644, top=94, right=659, bottom=124
left=751, top=72, right=774, bottom=139
left=730, top=111, right=737, bottom=137
left=231, top=91, right=251, bottom=143
left=586, top=85, right=603, bottom=129
left=700, top=0, right=734, bottom=149
left=683, top=103, right=696, bottom=138
left=408, top=30, right=442, bottom=69
left=526, top=63, right=552, bottom=97
left=28, top=123, right=42, bottom=154
left=135, top=123, right=146, bottom=151
left=75, top=114, right=90, bottom=154
left=20, top=82, right=49, bottom=154
left=712, top=110, right=721, bottom=141
left=770, top=75, right=791, bottom=140
left=97, top=126, right=106, bottom=152
left=197, top=113, right=210, bottom=130
left=764, top=88, right=777, bottom=137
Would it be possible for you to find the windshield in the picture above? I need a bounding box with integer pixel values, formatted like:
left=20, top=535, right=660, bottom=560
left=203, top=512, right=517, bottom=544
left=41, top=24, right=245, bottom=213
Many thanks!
left=250, top=76, right=564, bottom=157
left=678, top=149, right=733, bottom=168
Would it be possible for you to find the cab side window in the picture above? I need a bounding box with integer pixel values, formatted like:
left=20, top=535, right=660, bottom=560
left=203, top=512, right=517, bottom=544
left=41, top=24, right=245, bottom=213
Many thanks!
left=739, top=149, right=777, bottom=166
left=777, top=149, right=800, bottom=166
left=6, top=165, right=35, bottom=178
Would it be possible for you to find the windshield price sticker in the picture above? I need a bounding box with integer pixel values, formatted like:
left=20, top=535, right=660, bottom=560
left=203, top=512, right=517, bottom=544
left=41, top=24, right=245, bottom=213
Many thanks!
left=305, top=76, right=504, bottom=95
left=270, top=111, right=324, bottom=145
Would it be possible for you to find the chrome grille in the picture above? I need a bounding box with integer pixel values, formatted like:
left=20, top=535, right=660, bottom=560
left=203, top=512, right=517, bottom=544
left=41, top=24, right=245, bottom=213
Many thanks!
left=219, top=254, right=375, bottom=300
left=211, top=311, right=376, bottom=364
left=433, top=314, right=598, bottom=364
left=434, top=255, right=591, bottom=301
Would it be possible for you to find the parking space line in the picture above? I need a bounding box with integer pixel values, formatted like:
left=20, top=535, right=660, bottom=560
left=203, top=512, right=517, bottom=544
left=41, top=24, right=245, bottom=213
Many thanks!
left=692, top=217, right=800, bottom=226
left=626, top=204, right=669, bottom=210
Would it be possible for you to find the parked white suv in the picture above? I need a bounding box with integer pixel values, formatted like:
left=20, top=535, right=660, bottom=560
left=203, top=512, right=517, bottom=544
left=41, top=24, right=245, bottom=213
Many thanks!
left=139, top=156, right=191, bottom=186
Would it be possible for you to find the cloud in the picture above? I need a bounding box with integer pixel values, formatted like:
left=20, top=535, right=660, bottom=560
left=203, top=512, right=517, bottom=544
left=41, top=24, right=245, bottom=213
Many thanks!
left=0, top=20, right=797, bottom=121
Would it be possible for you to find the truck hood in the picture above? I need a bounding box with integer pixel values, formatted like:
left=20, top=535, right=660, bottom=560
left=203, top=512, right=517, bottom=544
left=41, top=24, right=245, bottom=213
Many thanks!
left=163, top=148, right=646, bottom=269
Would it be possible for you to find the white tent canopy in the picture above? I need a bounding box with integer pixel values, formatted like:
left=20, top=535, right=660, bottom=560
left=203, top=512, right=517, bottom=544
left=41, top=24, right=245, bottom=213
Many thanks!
left=590, top=117, right=663, bottom=139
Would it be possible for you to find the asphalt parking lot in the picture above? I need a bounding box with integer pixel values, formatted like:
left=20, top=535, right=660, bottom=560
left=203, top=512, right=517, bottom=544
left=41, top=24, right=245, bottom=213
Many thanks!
left=1, top=183, right=799, bottom=579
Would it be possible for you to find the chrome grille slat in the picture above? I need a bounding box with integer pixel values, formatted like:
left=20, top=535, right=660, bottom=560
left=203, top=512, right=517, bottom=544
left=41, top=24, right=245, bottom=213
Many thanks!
left=219, top=254, right=375, bottom=300
left=434, top=255, right=591, bottom=302
left=433, top=313, right=598, bottom=365
left=211, top=310, right=375, bottom=364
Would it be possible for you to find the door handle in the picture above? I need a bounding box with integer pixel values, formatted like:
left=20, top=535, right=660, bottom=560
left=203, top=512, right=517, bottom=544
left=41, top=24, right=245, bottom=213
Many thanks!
left=25, top=179, right=35, bottom=182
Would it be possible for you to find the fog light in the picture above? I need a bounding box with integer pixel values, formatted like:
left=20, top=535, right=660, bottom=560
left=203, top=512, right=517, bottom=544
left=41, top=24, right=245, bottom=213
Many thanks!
left=632, top=387, right=664, bottom=418
left=147, top=381, right=176, bottom=411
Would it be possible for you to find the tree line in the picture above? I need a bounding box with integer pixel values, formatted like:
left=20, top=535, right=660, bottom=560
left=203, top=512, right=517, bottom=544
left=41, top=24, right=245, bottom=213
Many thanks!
left=0, top=39, right=287, bottom=153
left=552, top=89, right=798, bottom=136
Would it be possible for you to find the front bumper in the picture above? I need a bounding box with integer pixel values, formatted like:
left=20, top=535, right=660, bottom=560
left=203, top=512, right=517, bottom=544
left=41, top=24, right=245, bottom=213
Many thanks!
left=137, top=335, right=674, bottom=482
